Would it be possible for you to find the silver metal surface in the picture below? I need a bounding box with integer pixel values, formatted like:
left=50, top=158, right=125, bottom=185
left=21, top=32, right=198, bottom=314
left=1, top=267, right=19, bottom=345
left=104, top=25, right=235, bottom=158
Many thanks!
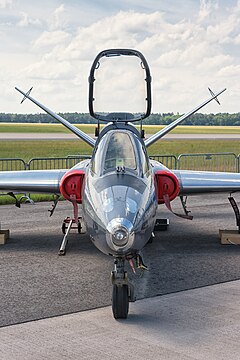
left=174, top=169, right=240, bottom=194
left=58, top=219, right=73, bottom=255
left=15, top=87, right=96, bottom=148
left=83, top=129, right=157, bottom=256
left=106, top=218, right=134, bottom=251
left=145, top=88, right=227, bottom=147
left=0, top=170, right=66, bottom=193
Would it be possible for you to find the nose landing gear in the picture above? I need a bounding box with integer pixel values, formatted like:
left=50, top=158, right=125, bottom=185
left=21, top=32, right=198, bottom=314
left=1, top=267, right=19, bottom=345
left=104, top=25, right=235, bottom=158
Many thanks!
left=112, top=284, right=129, bottom=319
left=111, top=258, right=135, bottom=319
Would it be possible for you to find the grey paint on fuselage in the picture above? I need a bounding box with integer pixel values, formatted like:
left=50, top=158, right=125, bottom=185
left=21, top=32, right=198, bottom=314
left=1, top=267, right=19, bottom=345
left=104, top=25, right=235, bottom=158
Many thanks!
left=82, top=124, right=158, bottom=256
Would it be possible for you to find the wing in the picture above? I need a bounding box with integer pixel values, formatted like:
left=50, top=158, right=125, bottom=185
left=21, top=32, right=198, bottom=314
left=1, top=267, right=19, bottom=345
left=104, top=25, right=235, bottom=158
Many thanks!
left=0, top=159, right=90, bottom=194
left=174, top=169, right=240, bottom=195
left=150, top=159, right=240, bottom=195
left=0, top=169, right=66, bottom=194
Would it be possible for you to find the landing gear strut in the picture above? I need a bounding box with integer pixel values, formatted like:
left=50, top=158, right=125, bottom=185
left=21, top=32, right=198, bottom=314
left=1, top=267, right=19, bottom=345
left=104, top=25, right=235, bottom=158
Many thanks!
left=111, top=258, right=135, bottom=319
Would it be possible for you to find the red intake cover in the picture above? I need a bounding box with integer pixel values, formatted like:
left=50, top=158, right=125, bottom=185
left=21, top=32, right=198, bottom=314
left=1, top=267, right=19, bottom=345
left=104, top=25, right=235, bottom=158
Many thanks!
left=59, top=170, right=85, bottom=203
left=155, top=170, right=180, bottom=204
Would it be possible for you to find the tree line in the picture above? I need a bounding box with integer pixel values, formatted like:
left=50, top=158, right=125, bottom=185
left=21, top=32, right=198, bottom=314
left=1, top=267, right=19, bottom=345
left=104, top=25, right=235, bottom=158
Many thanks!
left=0, top=112, right=240, bottom=126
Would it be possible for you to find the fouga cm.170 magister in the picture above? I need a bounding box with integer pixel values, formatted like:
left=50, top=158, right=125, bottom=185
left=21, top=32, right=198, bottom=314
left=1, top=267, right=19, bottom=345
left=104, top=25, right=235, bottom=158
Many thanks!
left=1, top=48, right=240, bottom=319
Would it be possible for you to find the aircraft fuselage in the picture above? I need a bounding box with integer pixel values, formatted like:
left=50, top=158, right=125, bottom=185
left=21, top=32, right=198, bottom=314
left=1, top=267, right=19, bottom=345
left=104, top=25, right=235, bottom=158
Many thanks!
left=82, top=123, right=158, bottom=257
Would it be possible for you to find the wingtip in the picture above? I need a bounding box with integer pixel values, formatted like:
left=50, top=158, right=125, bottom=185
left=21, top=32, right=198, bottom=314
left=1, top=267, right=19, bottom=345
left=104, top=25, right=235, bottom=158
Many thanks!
left=208, top=87, right=221, bottom=105
left=15, top=87, right=33, bottom=104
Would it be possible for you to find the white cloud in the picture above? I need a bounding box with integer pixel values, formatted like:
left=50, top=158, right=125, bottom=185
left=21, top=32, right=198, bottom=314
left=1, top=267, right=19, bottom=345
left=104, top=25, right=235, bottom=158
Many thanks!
left=1, top=1, right=240, bottom=113
left=26, top=58, right=74, bottom=81
left=21, top=8, right=240, bottom=112
left=33, top=30, right=71, bottom=49
left=198, top=0, right=219, bottom=21
left=0, top=0, right=12, bottom=8
left=199, top=54, right=232, bottom=69
left=17, top=11, right=42, bottom=27
left=218, top=64, right=240, bottom=77
left=49, top=4, right=68, bottom=30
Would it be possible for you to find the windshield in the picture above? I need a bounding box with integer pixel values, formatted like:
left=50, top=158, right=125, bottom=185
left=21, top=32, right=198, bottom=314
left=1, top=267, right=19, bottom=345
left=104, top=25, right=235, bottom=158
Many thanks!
left=91, top=129, right=151, bottom=177
left=92, top=130, right=140, bottom=176
left=104, top=132, right=136, bottom=171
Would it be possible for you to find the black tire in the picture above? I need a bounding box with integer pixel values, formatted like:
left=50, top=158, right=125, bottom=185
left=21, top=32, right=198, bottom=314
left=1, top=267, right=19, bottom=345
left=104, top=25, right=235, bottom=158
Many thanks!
left=78, top=222, right=82, bottom=234
left=112, top=284, right=129, bottom=319
left=61, top=222, right=66, bottom=234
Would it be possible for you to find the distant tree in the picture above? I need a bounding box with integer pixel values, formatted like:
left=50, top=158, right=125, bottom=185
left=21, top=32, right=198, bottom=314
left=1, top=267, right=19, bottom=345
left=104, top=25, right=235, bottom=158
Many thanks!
left=0, top=112, right=239, bottom=126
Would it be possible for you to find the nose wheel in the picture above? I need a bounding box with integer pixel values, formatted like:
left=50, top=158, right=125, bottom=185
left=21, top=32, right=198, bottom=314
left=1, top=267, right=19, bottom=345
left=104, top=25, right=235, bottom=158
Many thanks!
left=112, top=284, right=129, bottom=319
left=111, top=258, right=135, bottom=319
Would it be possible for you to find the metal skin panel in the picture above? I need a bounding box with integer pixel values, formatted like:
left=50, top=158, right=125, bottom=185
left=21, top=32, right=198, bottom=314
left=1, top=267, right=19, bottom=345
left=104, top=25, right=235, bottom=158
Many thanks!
left=0, top=160, right=90, bottom=193
left=82, top=129, right=158, bottom=256
left=83, top=176, right=157, bottom=256
left=174, top=170, right=240, bottom=195
left=150, top=159, right=240, bottom=195
left=0, top=170, right=66, bottom=193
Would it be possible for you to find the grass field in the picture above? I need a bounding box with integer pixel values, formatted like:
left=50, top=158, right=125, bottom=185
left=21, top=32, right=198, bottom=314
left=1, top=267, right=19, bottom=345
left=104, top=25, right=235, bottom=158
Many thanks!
left=144, top=125, right=240, bottom=134
left=0, top=123, right=96, bottom=134
left=0, top=123, right=240, bottom=160
left=1, top=123, right=240, bottom=134
left=0, top=139, right=240, bottom=162
left=0, top=140, right=92, bottom=161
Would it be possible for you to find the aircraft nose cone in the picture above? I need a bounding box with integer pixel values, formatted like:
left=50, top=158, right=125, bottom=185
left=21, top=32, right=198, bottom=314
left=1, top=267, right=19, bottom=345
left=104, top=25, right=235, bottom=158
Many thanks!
left=112, top=228, right=129, bottom=246
left=106, top=218, right=134, bottom=251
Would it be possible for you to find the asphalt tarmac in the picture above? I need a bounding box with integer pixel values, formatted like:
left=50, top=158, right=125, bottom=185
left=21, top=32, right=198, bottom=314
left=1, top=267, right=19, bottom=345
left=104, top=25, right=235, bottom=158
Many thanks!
left=1, top=193, right=240, bottom=327
left=1, top=281, right=240, bottom=360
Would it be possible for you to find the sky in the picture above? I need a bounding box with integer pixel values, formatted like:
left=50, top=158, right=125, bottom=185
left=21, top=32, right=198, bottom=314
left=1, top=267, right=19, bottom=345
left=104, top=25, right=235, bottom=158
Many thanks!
left=1, top=0, right=240, bottom=114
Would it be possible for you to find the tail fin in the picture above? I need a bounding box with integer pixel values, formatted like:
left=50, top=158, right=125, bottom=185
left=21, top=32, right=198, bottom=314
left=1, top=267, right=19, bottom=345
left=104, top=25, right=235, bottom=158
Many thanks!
left=208, top=87, right=221, bottom=105
left=15, top=87, right=96, bottom=148
left=144, top=88, right=226, bottom=147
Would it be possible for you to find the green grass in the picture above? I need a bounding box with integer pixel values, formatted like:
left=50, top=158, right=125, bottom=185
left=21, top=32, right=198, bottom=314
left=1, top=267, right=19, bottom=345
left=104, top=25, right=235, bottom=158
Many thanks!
left=1, top=123, right=240, bottom=134
left=0, top=140, right=92, bottom=161
left=0, top=193, right=62, bottom=205
left=0, top=123, right=96, bottom=133
left=0, top=139, right=239, bottom=162
left=143, top=125, right=240, bottom=134
left=148, top=140, right=240, bottom=156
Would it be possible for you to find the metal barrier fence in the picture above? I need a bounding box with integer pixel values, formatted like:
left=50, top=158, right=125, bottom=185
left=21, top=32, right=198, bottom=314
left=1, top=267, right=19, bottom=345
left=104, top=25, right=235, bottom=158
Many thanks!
left=28, top=155, right=91, bottom=170
left=0, top=158, right=26, bottom=171
left=177, top=153, right=238, bottom=172
left=1, top=153, right=240, bottom=172
left=150, top=155, right=177, bottom=169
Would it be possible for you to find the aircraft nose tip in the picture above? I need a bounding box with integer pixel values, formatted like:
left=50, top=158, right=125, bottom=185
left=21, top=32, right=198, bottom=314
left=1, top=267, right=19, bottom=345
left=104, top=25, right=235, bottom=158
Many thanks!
left=107, top=218, right=133, bottom=234
left=106, top=218, right=134, bottom=251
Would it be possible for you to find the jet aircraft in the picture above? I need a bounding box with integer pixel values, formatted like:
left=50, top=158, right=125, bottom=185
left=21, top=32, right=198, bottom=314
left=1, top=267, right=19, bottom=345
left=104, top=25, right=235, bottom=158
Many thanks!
left=1, top=48, right=240, bottom=319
